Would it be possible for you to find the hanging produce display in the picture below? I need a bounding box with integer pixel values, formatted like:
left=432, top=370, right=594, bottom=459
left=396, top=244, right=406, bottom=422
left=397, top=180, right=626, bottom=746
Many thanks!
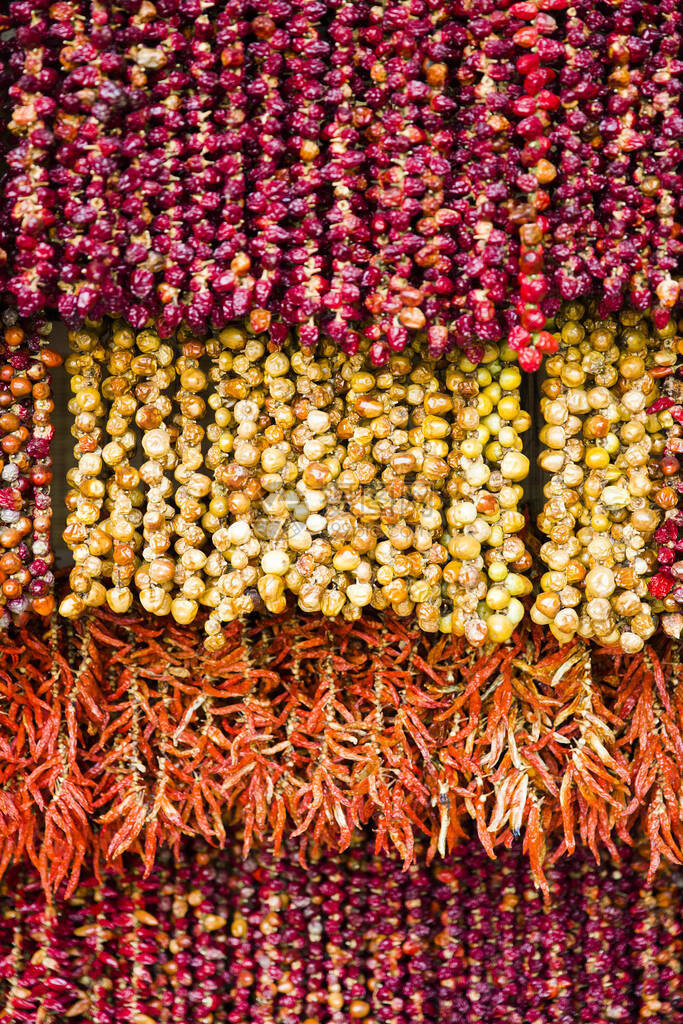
left=0, top=604, right=679, bottom=895
left=0, top=0, right=682, bottom=914
left=1, top=0, right=680, bottom=350
left=0, top=836, right=681, bottom=1023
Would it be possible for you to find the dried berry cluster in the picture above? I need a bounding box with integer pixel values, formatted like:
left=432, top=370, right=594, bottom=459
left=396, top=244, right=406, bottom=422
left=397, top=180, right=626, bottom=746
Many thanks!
left=2, top=602, right=683, bottom=895
left=534, top=304, right=677, bottom=651
left=59, top=319, right=533, bottom=647
left=0, top=835, right=680, bottom=1023
left=1, top=2, right=681, bottom=367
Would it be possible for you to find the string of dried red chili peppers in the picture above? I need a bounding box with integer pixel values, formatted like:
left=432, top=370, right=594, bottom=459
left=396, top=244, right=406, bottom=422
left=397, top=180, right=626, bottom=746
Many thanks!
left=507, top=0, right=565, bottom=373
left=3, top=3, right=682, bottom=357
left=0, top=601, right=682, bottom=894
left=0, top=836, right=680, bottom=1022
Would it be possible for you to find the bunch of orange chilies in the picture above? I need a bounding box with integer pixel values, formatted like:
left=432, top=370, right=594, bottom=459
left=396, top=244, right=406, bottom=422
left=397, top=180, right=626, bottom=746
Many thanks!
left=0, top=599, right=681, bottom=897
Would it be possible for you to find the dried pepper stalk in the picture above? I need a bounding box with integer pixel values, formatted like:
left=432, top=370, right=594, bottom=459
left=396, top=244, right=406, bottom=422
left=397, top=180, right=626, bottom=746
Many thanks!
left=451, top=0, right=519, bottom=359
left=548, top=0, right=606, bottom=310
left=321, top=0, right=372, bottom=357
left=645, top=0, right=682, bottom=330
left=508, top=0, right=566, bottom=372
left=3, top=0, right=61, bottom=317
left=279, top=0, right=329, bottom=350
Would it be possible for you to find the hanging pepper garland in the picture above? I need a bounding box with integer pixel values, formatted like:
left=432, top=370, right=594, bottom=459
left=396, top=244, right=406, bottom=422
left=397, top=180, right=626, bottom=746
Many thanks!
left=630, top=0, right=682, bottom=329
left=1, top=0, right=683, bottom=921
left=2, top=2, right=681, bottom=353
left=548, top=0, right=605, bottom=314
left=0, top=599, right=681, bottom=894
left=507, top=0, right=565, bottom=374
left=451, top=0, right=517, bottom=361
left=0, top=835, right=681, bottom=1022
